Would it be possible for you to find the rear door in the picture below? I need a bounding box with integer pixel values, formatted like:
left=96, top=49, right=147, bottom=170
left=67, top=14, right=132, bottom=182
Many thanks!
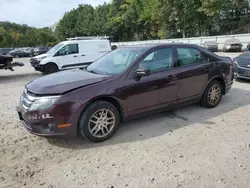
left=174, top=46, right=213, bottom=100
left=97, top=41, right=112, bottom=58
left=79, top=41, right=111, bottom=65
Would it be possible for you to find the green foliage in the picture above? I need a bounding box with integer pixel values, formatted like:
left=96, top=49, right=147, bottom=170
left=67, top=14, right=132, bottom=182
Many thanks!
left=0, top=22, right=57, bottom=48
left=1, top=0, right=250, bottom=47
left=55, top=0, right=250, bottom=42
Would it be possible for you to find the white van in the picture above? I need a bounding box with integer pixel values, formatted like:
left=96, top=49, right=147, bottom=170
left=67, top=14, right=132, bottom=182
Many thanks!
left=30, top=37, right=112, bottom=74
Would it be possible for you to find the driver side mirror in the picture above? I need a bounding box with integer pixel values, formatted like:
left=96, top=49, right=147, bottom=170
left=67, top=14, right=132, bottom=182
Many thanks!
left=135, top=68, right=150, bottom=77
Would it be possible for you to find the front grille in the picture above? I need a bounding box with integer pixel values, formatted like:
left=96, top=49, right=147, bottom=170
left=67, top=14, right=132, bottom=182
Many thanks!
left=30, top=58, right=40, bottom=67
left=238, top=62, right=250, bottom=68
left=20, top=89, right=36, bottom=111
left=230, top=44, right=240, bottom=47
left=237, top=67, right=250, bottom=77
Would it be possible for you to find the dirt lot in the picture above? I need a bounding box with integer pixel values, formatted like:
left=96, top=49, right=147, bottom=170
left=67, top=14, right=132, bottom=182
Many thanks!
left=0, top=53, right=250, bottom=188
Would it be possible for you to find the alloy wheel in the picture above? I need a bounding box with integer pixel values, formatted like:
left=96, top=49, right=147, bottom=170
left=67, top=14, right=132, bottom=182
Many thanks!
left=88, top=109, right=116, bottom=138
left=207, top=84, right=221, bottom=105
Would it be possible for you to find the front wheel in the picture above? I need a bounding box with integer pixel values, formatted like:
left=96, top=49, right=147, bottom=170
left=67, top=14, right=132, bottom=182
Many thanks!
left=44, top=63, right=58, bottom=74
left=201, top=80, right=222, bottom=108
left=78, top=101, right=120, bottom=142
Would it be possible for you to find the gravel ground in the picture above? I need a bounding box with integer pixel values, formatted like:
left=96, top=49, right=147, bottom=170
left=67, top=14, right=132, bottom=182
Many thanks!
left=0, top=53, right=250, bottom=188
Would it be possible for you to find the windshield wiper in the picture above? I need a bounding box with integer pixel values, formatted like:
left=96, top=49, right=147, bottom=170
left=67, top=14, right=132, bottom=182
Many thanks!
left=86, top=68, right=98, bottom=74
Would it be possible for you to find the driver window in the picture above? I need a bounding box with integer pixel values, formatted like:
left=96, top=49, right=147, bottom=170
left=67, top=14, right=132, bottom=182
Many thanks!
left=58, top=44, right=78, bottom=56
left=138, top=48, right=173, bottom=73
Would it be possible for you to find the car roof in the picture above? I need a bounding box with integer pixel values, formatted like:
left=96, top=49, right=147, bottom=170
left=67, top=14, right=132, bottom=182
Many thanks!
left=118, top=43, right=199, bottom=49
left=203, top=41, right=217, bottom=45
left=225, top=38, right=241, bottom=44
left=61, top=40, right=109, bottom=45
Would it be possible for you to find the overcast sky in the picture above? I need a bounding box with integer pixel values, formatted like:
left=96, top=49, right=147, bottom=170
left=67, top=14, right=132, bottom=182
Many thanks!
left=0, top=0, right=110, bottom=28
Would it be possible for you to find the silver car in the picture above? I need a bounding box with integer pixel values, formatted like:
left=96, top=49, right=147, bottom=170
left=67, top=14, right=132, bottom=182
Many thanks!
left=223, top=38, right=242, bottom=52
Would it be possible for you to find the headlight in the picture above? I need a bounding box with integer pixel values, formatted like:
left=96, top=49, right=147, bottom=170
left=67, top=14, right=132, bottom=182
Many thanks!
left=226, top=45, right=231, bottom=49
left=29, top=96, right=60, bottom=111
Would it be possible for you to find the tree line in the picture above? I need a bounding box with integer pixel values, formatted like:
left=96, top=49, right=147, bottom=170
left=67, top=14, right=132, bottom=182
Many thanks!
left=0, top=22, right=57, bottom=48
left=56, top=0, right=250, bottom=41
left=1, top=0, right=250, bottom=47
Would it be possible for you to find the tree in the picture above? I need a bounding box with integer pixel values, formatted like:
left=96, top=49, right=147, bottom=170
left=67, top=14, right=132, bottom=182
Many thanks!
left=0, top=22, right=56, bottom=47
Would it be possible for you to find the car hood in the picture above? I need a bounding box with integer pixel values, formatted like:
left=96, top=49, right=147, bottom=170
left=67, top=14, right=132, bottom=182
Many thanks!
left=33, top=53, right=49, bottom=59
left=26, top=69, right=109, bottom=95
left=234, top=55, right=250, bottom=66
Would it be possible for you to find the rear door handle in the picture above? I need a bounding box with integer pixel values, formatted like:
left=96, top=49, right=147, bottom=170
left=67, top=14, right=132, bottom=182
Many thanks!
left=206, top=67, right=212, bottom=71
left=81, top=54, right=86, bottom=56
left=73, top=55, right=78, bottom=57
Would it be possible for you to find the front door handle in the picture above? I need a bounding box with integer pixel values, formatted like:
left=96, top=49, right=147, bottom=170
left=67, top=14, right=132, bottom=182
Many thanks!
left=81, top=54, right=86, bottom=56
left=206, top=67, right=212, bottom=71
left=166, top=75, right=177, bottom=80
left=73, top=55, right=78, bottom=57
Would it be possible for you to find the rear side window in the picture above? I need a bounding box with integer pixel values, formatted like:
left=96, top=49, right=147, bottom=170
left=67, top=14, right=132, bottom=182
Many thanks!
left=176, top=47, right=210, bottom=66
left=67, top=44, right=79, bottom=54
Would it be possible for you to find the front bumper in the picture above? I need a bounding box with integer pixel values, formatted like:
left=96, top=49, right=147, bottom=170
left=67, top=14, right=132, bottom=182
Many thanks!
left=16, top=106, right=77, bottom=138
left=234, top=72, right=250, bottom=80
left=30, top=58, right=44, bottom=72
left=233, top=63, right=250, bottom=80
left=226, top=46, right=241, bottom=51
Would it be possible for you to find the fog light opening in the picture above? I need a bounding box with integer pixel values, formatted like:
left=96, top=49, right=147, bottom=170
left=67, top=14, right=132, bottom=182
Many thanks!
left=48, top=123, right=56, bottom=132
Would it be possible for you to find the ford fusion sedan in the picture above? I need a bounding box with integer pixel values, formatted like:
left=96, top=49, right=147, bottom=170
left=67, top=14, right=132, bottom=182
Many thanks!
left=16, top=44, right=234, bottom=142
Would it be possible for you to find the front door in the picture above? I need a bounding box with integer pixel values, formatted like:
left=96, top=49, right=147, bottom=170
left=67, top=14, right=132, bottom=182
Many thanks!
left=175, top=47, right=213, bottom=100
left=121, top=47, right=179, bottom=116
left=56, top=43, right=80, bottom=69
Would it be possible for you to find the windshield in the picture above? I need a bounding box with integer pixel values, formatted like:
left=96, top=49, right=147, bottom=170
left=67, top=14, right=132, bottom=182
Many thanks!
left=86, top=48, right=147, bottom=75
left=47, top=43, right=64, bottom=54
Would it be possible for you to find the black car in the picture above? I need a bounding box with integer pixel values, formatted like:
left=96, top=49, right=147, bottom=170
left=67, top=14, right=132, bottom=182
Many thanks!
left=203, top=41, right=218, bottom=52
left=0, top=48, right=12, bottom=55
left=33, top=47, right=49, bottom=56
left=233, top=52, right=250, bottom=79
left=9, top=50, right=31, bottom=58
left=0, top=54, right=24, bottom=71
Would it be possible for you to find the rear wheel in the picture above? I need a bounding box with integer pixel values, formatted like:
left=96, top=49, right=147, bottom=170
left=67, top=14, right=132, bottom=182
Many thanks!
left=78, top=101, right=120, bottom=142
left=44, top=63, right=58, bottom=74
left=201, top=80, right=222, bottom=108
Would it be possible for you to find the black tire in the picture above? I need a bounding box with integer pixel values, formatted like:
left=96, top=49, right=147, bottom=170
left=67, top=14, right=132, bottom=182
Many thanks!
left=44, top=63, right=58, bottom=74
left=78, top=101, right=120, bottom=142
left=201, top=80, right=222, bottom=108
